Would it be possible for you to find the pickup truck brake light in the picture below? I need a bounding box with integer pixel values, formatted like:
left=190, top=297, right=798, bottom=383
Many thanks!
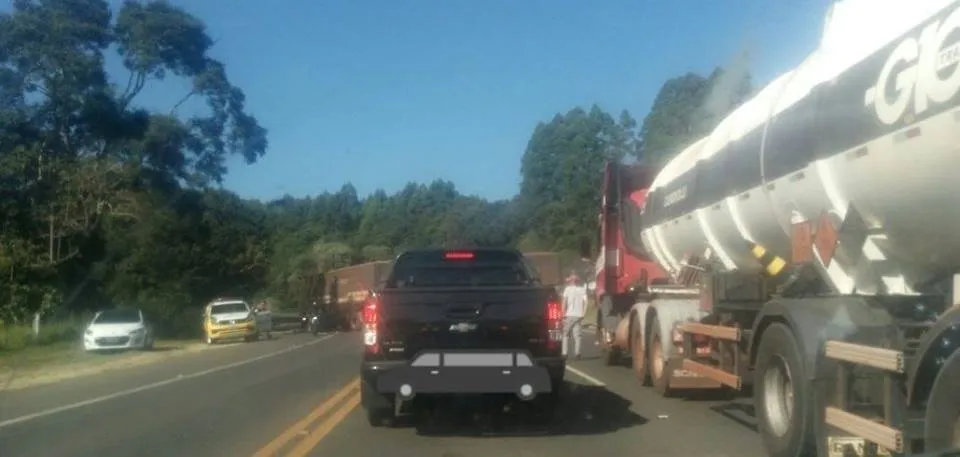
left=444, top=251, right=475, bottom=260
left=546, top=300, right=563, bottom=348
left=362, top=296, right=380, bottom=354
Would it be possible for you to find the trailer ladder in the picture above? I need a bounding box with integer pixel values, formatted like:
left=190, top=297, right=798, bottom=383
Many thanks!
left=824, top=340, right=906, bottom=455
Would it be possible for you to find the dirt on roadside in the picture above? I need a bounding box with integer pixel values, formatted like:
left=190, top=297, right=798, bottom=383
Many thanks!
left=0, top=340, right=222, bottom=392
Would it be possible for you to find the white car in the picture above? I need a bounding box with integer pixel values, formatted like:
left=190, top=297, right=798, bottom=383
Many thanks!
left=84, top=308, right=155, bottom=351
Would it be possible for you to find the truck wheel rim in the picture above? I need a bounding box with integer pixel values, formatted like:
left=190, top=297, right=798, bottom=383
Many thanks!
left=763, top=355, right=795, bottom=437
left=652, top=338, right=664, bottom=380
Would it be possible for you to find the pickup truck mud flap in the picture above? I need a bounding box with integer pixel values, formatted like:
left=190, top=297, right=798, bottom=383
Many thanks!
left=376, top=351, right=553, bottom=401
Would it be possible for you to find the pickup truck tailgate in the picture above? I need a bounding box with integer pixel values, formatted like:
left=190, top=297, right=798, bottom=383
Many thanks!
left=378, top=286, right=554, bottom=359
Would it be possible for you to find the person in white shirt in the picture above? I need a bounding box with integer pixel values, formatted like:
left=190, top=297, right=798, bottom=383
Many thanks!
left=561, top=272, right=588, bottom=360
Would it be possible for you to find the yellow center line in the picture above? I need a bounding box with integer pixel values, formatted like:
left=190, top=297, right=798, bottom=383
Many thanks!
left=286, top=392, right=361, bottom=457
left=252, top=377, right=360, bottom=457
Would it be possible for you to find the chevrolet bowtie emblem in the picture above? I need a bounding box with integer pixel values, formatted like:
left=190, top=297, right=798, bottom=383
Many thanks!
left=449, top=322, right=478, bottom=333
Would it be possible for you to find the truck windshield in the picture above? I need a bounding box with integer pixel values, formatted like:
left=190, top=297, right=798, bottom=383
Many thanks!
left=387, top=250, right=534, bottom=288
left=622, top=193, right=652, bottom=258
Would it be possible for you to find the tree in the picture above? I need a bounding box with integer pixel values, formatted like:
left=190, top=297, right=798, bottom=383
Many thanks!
left=0, top=1, right=757, bottom=345
left=0, top=0, right=266, bottom=323
left=637, top=67, right=753, bottom=168
left=359, top=245, right=393, bottom=262
left=518, top=105, right=639, bottom=251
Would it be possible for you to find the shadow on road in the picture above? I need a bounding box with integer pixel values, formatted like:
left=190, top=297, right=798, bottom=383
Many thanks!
left=709, top=400, right=757, bottom=433
left=408, top=382, right=647, bottom=437
left=670, top=387, right=758, bottom=433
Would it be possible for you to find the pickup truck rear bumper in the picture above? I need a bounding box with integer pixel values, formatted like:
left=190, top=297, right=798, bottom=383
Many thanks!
left=361, top=351, right=564, bottom=409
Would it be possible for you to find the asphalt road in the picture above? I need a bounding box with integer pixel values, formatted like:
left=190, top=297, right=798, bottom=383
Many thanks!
left=0, top=330, right=765, bottom=457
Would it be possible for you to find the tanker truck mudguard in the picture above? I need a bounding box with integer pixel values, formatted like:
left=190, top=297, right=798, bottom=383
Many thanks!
left=359, top=248, right=565, bottom=427
left=587, top=1, right=960, bottom=456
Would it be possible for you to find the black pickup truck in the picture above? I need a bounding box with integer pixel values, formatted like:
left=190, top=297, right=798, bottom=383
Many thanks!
left=359, top=248, right=566, bottom=426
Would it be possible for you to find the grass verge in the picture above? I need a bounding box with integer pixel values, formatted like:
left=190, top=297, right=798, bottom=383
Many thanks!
left=0, top=338, right=200, bottom=371
left=0, top=338, right=205, bottom=391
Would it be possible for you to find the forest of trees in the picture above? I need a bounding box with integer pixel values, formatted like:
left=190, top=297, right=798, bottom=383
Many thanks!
left=0, top=0, right=752, bottom=344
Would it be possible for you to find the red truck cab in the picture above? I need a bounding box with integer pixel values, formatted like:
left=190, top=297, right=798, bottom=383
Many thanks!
left=585, top=161, right=669, bottom=364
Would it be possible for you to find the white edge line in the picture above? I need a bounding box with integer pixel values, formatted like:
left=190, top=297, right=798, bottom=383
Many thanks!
left=0, top=333, right=335, bottom=429
left=565, top=365, right=606, bottom=386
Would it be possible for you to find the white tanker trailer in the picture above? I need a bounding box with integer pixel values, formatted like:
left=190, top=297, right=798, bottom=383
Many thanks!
left=589, top=1, right=960, bottom=456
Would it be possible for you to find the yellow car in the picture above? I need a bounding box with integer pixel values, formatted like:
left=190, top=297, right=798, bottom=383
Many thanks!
left=203, top=299, right=259, bottom=344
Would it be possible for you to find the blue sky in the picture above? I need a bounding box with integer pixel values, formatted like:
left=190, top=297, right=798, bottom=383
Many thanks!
left=70, top=1, right=836, bottom=201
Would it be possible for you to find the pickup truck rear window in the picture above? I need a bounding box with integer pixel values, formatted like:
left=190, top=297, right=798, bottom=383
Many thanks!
left=386, top=250, right=535, bottom=288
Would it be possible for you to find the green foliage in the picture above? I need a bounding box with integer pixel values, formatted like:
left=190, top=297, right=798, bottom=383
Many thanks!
left=519, top=106, right=641, bottom=252
left=0, top=316, right=89, bottom=351
left=637, top=67, right=753, bottom=168
left=0, top=0, right=754, bottom=347
left=517, top=68, right=752, bottom=255
left=0, top=0, right=267, bottom=340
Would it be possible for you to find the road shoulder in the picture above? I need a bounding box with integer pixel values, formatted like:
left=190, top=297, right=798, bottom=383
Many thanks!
left=0, top=339, right=226, bottom=391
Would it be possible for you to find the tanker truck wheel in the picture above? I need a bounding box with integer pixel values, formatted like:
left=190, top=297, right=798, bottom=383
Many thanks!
left=599, top=296, right=622, bottom=366
left=923, top=348, right=960, bottom=452
left=649, top=315, right=674, bottom=397
left=754, top=323, right=815, bottom=457
left=603, top=344, right=622, bottom=366
left=631, top=316, right=651, bottom=386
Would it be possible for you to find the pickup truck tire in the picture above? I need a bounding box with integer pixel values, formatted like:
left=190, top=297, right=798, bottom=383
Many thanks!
left=361, top=381, right=396, bottom=427
left=531, top=391, right=560, bottom=424
left=365, top=407, right=395, bottom=427
left=923, top=349, right=960, bottom=452
left=602, top=345, right=622, bottom=366
left=754, top=323, right=815, bottom=457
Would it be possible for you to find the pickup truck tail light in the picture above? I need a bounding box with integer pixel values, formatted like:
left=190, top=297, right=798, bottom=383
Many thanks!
left=546, top=300, right=563, bottom=347
left=362, top=296, right=380, bottom=354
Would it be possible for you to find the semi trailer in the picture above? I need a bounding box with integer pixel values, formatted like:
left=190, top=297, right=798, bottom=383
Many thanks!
left=324, top=261, right=394, bottom=331
left=590, top=1, right=960, bottom=456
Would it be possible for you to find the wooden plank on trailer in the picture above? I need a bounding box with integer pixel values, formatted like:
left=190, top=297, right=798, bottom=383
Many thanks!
left=679, top=322, right=740, bottom=341
left=664, top=357, right=723, bottom=389
left=824, top=341, right=904, bottom=373
left=681, top=359, right=740, bottom=389
left=825, top=407, right=902, bottom=453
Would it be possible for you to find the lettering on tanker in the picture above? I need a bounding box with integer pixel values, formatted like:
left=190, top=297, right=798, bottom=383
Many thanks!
left=663, top=185, right=688, bottom=208
left=865, top=5, right=960, bottom=125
